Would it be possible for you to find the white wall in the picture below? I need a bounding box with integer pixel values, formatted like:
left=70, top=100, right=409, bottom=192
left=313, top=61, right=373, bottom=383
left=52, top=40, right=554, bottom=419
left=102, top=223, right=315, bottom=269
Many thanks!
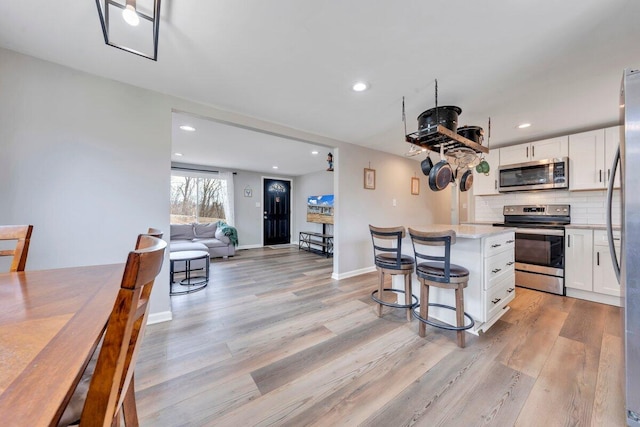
left=334, top=145, right=451, bottom=278
left=0, top=47, right=451, bottom=318
left=0, top=48, right=172, bottom=321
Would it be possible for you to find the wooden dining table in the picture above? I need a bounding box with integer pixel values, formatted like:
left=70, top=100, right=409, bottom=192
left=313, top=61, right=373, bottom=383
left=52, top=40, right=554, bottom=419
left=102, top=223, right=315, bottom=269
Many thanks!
left=0, top=263, right=124, bottom=426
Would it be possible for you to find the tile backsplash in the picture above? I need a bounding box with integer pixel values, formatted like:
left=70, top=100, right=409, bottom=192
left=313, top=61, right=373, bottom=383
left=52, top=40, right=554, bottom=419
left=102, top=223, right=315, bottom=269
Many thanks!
left=474, top=189, right=621, bottom=225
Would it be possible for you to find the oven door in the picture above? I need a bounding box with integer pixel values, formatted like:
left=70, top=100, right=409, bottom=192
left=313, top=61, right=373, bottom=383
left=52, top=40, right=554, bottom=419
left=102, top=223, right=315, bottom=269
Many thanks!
left=514, top=228, right=565, bottom=295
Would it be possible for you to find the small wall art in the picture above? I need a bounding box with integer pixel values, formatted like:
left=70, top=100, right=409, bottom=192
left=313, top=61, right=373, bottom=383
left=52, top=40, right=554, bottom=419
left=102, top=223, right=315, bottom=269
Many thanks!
left=364, top=168, right=376, bottom=190
left=411, top=177, right=420, bottom=195
left=244, top=187, right=253, bottom=197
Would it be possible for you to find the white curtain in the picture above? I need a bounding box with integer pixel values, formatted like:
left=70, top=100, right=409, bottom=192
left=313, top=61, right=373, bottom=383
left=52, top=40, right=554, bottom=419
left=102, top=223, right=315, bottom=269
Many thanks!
left=219, top=171, right=235, bottom=225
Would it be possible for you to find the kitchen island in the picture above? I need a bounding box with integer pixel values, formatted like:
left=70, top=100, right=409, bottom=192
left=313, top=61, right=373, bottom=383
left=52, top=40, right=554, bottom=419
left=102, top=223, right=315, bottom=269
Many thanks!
left=395, top=224, right=516, bottom=334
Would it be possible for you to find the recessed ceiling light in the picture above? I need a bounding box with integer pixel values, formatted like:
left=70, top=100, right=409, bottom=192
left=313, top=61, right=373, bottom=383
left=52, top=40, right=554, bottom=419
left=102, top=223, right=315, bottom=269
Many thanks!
left=272, top=166, right=279, bottom=169
left=179, top=125, right=196, bottom=132
left=517, top=123, right=532, bottom=129
left=174, top=152, right=183, bottom=157
left=311, top=151, right=319, bottom=155
left=352, top=82, right=369, bottom=92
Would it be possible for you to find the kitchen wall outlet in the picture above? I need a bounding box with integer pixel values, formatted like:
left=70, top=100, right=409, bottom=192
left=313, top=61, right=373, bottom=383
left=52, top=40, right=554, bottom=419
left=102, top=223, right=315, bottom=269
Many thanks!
left=255, top=202, right=261, bottom=208
left=392, top=198, right=397, bottom=207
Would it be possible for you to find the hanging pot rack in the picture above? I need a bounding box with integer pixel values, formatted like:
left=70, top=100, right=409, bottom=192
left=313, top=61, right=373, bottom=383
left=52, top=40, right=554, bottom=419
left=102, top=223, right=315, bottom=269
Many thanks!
left=403, top=80, right=489, bottom=156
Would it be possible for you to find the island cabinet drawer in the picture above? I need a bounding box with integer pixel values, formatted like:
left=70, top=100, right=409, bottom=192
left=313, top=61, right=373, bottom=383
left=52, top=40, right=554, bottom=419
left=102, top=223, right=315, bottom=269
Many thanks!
left=483, top=232, right=516, bottom=257
left=486, top=275, right=516, bottom=320
left=484, top=250, right=515, bottom=289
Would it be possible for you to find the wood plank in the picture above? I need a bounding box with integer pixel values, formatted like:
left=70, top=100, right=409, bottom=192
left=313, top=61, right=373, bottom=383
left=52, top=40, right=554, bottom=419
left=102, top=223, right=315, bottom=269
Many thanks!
left=515, top=336, right=595, bottom=426
left=591, top=333, right=626, bottom=426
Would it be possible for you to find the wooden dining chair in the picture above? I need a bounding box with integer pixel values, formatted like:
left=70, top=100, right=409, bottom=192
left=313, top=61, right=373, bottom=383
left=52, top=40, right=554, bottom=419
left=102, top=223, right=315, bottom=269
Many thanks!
left=0, top=225, right=33, bottom=272
left=145, top=227, right=163, bottom=238
left=58, top=235, right=166, bottom=427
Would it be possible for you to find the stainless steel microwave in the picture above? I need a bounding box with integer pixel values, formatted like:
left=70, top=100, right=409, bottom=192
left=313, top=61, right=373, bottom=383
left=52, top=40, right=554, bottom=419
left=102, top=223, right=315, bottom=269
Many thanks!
left=498, top=157, right=569, bottom=192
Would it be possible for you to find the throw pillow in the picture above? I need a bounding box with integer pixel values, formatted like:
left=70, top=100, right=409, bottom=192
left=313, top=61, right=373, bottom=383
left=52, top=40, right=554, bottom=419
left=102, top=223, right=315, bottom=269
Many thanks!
left=170, top=223, right=195, bottom=240
left=215, top=228, right=231, bottom=244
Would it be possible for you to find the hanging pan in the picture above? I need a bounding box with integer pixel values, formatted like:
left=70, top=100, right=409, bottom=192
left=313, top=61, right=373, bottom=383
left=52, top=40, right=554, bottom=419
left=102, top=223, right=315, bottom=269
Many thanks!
left=459, top=169, right=474, bottom=192
left=421, top=155, right=433, bottom=176
left=429, top=147, right=453, bottom=191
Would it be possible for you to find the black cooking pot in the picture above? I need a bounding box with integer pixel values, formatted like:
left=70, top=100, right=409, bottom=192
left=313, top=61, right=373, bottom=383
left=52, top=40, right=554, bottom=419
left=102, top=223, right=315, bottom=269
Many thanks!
left=457, top=126, right=484, bottom=145
left=429, top=160, right=453, bottom=191
left=418, top=106, right=462, bottom=133
left=459, top=169, right=474, bottom=192
left=421, top=156, right=433, bottom=176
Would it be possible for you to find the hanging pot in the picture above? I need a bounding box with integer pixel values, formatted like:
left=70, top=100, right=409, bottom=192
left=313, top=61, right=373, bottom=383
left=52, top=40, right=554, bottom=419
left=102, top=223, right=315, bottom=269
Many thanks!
left=457, top=126, right=484, bottom=145
left=429, top=158, right=453, bottom=191
left=475, top=159, right=490, bottom=175
left=417, top=106, right=462, bottom=133
left=459, top=169, right=474, bottom=192
left=421, top=155, right=433, bottom=176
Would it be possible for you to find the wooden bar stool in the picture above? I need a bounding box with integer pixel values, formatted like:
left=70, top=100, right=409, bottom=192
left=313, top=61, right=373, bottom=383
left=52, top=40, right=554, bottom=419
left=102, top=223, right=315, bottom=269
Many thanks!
left=408, top=228, right=474, bottom=347
left=369, top=225, right=417, bottom=321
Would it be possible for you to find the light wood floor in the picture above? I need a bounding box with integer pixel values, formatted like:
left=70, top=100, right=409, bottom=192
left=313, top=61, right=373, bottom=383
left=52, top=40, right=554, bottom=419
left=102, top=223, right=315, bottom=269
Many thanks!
left=135, top=246, right=625, bottom=426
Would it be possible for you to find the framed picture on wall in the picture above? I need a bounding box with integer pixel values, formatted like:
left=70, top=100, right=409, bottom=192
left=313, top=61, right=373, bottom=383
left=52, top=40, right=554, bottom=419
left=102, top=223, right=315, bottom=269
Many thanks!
left=411, top=177, right=420, bottom=195
left=244, top=187, right=252, bottom=197
left=364, top=168, right=376, bottom=190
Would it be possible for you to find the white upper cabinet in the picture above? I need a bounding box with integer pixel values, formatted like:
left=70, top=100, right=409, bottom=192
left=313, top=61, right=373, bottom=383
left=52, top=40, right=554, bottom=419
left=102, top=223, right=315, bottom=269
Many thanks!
left=569, top=126, right=621, bottom=191
left=605, top=126, right=621, bottom=189
left=473, top=148, right=500, bottom=196
left=499, top=136, right=568, bottom=166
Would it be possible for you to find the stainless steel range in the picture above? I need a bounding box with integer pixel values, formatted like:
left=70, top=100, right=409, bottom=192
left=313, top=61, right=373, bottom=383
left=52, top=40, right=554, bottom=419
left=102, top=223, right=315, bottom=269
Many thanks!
left=493, top=204, right=570, bottom=295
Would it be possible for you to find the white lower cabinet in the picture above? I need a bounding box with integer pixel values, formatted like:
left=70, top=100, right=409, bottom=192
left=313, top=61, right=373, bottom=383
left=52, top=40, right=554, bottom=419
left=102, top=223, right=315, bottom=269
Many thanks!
left=565, top=227, right=622, bottom=306
left=593, top=230, right=621, bottom=297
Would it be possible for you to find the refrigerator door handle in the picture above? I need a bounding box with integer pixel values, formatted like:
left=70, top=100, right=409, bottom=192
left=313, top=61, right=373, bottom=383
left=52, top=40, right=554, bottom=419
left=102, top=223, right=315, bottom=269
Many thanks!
left=606, top=144, right=621, bottom=283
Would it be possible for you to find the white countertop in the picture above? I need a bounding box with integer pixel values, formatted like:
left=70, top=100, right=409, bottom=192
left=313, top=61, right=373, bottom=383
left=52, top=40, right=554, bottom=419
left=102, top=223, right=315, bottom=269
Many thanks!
left=408, top=224, right=516, bottom=239
left=566, top=224, right=621, bottom=230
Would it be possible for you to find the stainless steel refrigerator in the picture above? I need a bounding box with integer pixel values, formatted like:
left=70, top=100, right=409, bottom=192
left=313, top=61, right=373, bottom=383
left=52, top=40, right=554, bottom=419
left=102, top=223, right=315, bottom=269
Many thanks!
left=607, top=68, right=640, bottom=426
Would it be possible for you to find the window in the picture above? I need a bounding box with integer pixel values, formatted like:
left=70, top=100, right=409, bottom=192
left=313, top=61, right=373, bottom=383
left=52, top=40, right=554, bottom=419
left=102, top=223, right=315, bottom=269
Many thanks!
left=170, top=171, right=234, bottom=224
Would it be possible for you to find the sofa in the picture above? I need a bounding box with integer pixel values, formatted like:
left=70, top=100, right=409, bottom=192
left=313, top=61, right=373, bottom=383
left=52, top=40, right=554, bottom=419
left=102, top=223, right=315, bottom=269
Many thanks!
left=170, top=223, right=236, bottom=258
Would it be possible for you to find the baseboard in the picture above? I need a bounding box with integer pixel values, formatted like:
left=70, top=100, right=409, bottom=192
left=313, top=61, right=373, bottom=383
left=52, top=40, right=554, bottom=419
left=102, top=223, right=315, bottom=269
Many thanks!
left=147, top=310, right=173, bottom=325
left=332, top=266, right=376, bottom=281
left=566, top=288, right=623, bottom=307
left=237, top=244, right=262, bottom=250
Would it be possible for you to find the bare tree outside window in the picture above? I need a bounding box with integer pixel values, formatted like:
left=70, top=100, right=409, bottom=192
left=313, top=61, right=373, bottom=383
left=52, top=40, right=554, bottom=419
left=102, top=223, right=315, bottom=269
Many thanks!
left=170, top=174, right=228, bottom=224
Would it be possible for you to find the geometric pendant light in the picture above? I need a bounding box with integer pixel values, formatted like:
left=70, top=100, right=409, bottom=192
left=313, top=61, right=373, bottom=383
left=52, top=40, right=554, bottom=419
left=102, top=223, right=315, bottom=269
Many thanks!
left=95, top=0, right=161, bottom=61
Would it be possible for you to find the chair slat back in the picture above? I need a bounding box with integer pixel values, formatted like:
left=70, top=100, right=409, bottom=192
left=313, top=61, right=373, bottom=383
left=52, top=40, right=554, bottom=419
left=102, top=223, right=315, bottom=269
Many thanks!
left=0, top=225, right=33, bottom=272
left=408, top=228, right=456, bottom=281
left=369, top=225, right=406, bottom=268
left=80, top=235, right=166, bottom=426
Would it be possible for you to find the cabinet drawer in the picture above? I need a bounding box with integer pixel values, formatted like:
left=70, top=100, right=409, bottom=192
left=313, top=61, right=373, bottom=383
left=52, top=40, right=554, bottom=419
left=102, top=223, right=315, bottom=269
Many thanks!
left=483, top=232, right=515, bottom=257
left=485, top=250, right=515, bottom=288
left=486, top=275, right=516, bottom=321
left=594, top=229, right=620, bottom=245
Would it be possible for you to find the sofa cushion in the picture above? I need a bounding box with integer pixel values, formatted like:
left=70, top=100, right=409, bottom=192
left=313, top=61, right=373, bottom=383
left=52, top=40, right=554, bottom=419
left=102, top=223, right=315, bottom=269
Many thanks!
left=194, top=223, right=217, bottom=238
left=170, top=224, right=195, bottom=240
left=170, top=241, right=208, bottom=252
left=194, top=238, right=228, bottom=248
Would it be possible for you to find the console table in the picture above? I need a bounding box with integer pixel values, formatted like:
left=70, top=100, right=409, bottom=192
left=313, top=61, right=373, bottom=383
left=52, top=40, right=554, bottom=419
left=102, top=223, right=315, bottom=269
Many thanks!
left=299, top=231, right=333, bottom=257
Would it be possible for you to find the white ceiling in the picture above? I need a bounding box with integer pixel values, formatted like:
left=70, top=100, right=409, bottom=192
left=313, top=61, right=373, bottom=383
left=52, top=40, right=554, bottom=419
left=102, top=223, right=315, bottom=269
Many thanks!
left=1, top=1, right=639, bottom=173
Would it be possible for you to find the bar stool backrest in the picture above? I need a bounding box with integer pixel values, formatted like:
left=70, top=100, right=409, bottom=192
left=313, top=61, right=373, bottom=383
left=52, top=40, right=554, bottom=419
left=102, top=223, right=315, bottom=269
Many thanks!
left=409, top=228, right=457, bottom=283
left=369, top=225, right=406, bottom=269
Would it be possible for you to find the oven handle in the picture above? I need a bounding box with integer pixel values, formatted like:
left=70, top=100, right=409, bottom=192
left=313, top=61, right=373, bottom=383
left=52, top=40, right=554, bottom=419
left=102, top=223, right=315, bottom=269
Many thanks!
left=515, top=228, right=565, bottom=236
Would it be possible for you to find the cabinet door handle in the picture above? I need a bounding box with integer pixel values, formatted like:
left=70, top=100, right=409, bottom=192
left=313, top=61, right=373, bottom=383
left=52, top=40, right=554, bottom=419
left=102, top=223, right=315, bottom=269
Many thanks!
left=506, top=261, right=514, bottom=266
left=492, top=298, right=502, bottom=304
left=492, top=268, right=502, bottom=274
left=597, top=251, right=600, bottom=266
left=506, top=240, right=515, bottom=244
left=491, top=243, right=502, bottom=248
left=495, top=180, right=497, bottom=190
left=532, top=146, right=535, bottom=158
left=599, top=169, right=603, bottom=182
left=507, top=288, right=515, bottom=293
left=568, top=235, right=571, bottom=247
left=608, top=169, right=611, bottom=181
left=526, top=146, right=529, bottom=158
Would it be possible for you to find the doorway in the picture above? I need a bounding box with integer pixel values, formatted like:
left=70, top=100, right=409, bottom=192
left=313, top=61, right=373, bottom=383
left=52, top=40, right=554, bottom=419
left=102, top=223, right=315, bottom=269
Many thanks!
left=263, top=178, right=291, bottom=245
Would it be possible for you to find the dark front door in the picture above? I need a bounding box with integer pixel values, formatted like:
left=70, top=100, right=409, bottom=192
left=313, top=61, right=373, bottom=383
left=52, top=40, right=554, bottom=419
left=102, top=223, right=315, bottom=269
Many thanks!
left=263, top=179, right=291, bottom=245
